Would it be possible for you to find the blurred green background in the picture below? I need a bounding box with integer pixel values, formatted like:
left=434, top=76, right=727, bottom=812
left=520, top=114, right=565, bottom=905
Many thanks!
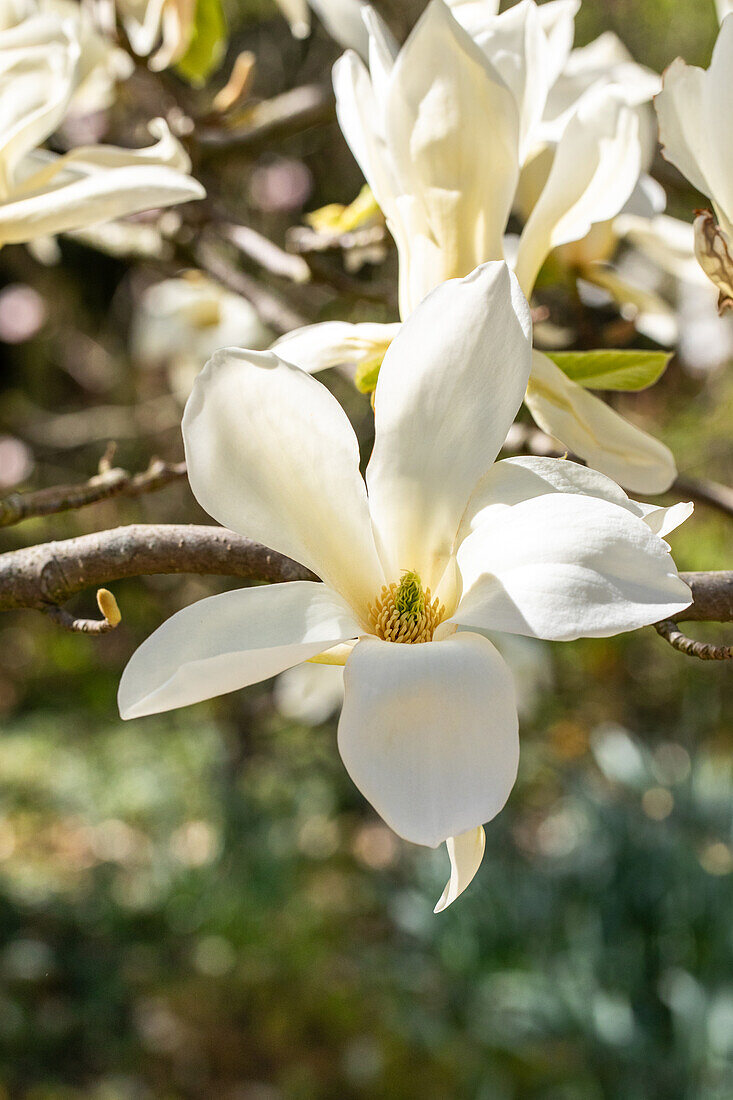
left=0, top=0, right=732, bottom=1097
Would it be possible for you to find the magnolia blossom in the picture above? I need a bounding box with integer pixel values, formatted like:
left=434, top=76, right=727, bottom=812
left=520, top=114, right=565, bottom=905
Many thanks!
left=119, top=263, right=692, bottom=910
left=0, top=10, right=204, bottom=245
left=131, top=272, right=272, bottom=403
left=655, top=17, right=733, bottom=310
left=274, top=0, right=369, bottom=54
left=275, top=0, right=675, bottom=495
left=1, top=0, right=133, bottom=113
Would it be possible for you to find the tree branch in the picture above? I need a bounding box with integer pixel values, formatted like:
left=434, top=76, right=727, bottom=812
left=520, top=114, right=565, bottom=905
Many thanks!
left=0, top=525, right=314, bottom=614
left=0, top=527, right=729, bottom=662
left=196, top=84, right=335, bottom=156
left=0, top=460, right=187, bottom=528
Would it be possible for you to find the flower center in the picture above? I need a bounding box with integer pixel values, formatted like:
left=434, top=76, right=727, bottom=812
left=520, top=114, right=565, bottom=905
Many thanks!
left=368, top=571, right=445, bottom=644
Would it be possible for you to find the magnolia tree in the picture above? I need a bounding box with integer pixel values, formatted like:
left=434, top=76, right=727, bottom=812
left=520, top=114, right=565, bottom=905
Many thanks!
left=0, top=0, right=731, bottom=912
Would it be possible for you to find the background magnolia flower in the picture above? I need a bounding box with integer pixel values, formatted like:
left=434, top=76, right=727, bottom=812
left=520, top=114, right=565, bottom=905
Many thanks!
left=117, top=0, right=195, bottom=71
left=0, top=0, right=132, bottom=113
left=273, top=662, right=345, bottom=726
left=0, top=8, right=204, bottom=244
left=275, top=0, right=676, bottom=494
left=655, top=16, right=733, bottom=309
left=274, top=0, right=369, bottom=54
left=118, top=262, right=692, bottom=911
left=131, top=272, right=273, bottom=403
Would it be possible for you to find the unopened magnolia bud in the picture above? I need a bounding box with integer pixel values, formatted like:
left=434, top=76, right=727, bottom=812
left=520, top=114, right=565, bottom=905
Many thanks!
left=96, top=588, right=121, bottom=627
left=693, top=211, right=733, bottom=313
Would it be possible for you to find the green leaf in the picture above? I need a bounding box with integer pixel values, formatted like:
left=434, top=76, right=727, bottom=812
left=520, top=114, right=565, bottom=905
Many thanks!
left=547, top=349, right=672, bottom=392
left=176, top=0, right=227, bottom=86
left=354, top=353, right=384, bottom=395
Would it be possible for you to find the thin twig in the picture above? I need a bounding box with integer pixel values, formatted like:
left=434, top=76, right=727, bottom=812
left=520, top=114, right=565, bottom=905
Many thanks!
left=654, top=620, right=733, bottom=661
left=44, top=605, right=118, bottom=635
left=224, top=224, right=311, bottom=284
left=191, top=237, right=308, bottom=334
left=196, top=84, right=335, bottom=156
left=0, top=459, right=187, bottom=528
left=672, top=475, right=733, bottom=520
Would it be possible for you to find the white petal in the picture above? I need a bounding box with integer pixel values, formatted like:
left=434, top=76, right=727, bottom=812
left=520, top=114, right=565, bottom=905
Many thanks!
left=655, top=56, right=710, bottom=194
left=434, top=826, right=486, bottom=913
left=454, top=493, right=692, bottom=641
left=535, top=0, right=579, bottom=87
left=464, top=454, right=693, bottom=543
left=655, top=20, right=733, bottom=237
left=182, top=348, right=384, bottom=613
left=514, top=87, right=641, bottom=295
left=338, top=632, right=519, bottom=847
left=366, top=262, right=532, bottom=590
left=272, top=320, right=399, bottom=375
left=383, top=0, right=519, bottom=312
left=333, top=51, right=399, bottom=217
left=309, top=0, right=369, bottom=55
left=525, top=351, right=676, bottom=494
left=463, top=0, right=553, bottom=163
left=634, top=500, right=694, bottom=538
left=463, top=455, right=691, bottom=535
left=0, top=167, right=204, bottom=245
left=119, top=582, right=361, bottom=720
left=0, top=14, right=76, bottom=187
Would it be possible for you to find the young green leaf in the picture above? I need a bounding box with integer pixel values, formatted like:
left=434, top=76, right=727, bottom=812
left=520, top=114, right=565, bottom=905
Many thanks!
left=176, top=0, right=227, bottom=86
left=547, top=349, right=672, bottom=391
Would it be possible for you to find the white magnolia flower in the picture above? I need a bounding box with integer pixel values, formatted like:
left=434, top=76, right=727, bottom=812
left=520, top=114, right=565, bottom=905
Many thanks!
left=119, top=262, right=692, bottom=910
left=275, top=0, right=675, bottom=494
left=0, top=12, right=204, bottom=245
left=274, top=0, right=369, bottom=54
left=131, top=272, right=273, bottom=403
left=1, top=0, right=132, bottom=113
left=655, top=17, right=733, bottom=308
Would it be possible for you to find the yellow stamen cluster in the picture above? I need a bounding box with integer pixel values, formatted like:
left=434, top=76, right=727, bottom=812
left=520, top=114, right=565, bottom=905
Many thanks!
left=368, top=571, right=445, bottom=644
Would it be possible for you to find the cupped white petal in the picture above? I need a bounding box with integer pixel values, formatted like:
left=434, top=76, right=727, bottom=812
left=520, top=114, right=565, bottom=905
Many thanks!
left=514, top=87, right=642, bottom=295
left=453, top=493, right=692, bottom=641
left=434, top=826, right=486, bottom=913
left=0, top=164, right=204, bottom=245
left=462, top=455, right=692, bottom=540
left=384, top=0, right=520, bottom=313
left=655, top=19, right=733, bottom=238
left=272, top=320, right=399, bottom=376
left=366, top=262, right=532, bottom=590
left=309, top=0, right=369, bottom=55
left=0, top=13, right=77, bottom=191
left=338, top=631, right=519, bottom=848
left=119, top=581, right=361, bottom=720
left=525, top=351, right=676, bottom=494
left=333, top=51, right=398, bottom=216
left=182, top=348, right=384, bottom=613
left=654, top=57, right=709, bottom=198
left=634, top=500, right=694, bottom=539
left=460, top=0, right=553, bottom=163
